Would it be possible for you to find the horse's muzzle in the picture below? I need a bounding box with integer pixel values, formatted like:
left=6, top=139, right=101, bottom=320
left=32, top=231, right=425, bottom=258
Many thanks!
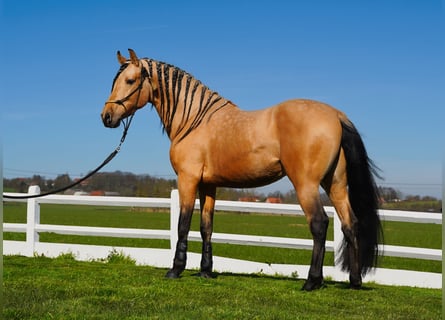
left=102, top=112, right=120, bottom=128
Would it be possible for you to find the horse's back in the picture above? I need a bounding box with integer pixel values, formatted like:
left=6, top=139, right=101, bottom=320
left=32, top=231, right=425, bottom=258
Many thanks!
left=273, top=99, right=346, bottom=124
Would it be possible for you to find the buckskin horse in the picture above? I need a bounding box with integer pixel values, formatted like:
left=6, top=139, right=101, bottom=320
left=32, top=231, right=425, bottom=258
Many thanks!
left=101, top=49, right=382, bottom=291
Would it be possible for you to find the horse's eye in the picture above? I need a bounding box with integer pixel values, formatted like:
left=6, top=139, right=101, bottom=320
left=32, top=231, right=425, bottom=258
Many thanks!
left=126, top=79, right=136, bottom=85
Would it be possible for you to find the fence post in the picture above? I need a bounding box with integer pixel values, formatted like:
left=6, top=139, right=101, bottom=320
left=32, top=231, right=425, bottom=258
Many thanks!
left=26, top=185, right=41, bottom=257
left=333, top=212, right=343, bottom=272
left=170, top=189, right=180, bottom=255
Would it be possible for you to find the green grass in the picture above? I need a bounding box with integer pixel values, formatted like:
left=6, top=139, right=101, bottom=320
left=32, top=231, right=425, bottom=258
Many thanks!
left=3, top=203, right=442, bottom=319
left=3, top=255, right=442, bottom=320
left=3, top=202, right=442, bottom=274
left=381, top=200, right=441, bottom=212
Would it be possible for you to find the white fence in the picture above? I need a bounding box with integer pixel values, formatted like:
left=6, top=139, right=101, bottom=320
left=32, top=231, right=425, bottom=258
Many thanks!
left=3, top=185, right=442, bottom=289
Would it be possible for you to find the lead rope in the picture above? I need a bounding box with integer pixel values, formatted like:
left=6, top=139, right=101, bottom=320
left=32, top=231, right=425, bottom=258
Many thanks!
left=3, top=114, right=134, bottom=199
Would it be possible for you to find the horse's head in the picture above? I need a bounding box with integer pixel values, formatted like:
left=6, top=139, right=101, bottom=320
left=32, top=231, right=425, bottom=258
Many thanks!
left=101, top=49, right=152, bottom=128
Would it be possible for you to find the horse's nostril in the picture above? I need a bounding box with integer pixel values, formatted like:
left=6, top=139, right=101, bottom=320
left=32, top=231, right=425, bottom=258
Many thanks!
left=104, top=112, right=112, bottom=125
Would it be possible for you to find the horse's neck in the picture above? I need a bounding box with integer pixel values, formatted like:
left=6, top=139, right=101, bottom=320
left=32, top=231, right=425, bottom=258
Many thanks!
left=145, top=59, right=235, bottom=141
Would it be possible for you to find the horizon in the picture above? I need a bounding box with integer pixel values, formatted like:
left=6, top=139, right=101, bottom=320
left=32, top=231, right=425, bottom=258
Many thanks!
left=3, top=170, right=441, bottom=201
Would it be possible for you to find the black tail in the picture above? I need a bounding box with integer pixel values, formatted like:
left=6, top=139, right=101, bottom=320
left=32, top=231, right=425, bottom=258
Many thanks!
left=339, top=119, right=383, bottom=275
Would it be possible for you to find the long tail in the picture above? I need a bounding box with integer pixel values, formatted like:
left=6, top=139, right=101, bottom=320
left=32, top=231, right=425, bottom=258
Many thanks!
left=340, top=119, right=383, bottom=275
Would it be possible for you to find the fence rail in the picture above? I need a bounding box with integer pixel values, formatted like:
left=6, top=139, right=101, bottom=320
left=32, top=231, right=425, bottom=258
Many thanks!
left=3, top=186, right=442, bottom=289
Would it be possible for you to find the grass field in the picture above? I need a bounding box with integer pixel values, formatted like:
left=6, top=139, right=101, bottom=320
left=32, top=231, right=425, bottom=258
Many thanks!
left=4, top=254, right=442, bottom=320
left=3, top=202, right=442, bottom=273
left=3, top=202, right=442, bottom=319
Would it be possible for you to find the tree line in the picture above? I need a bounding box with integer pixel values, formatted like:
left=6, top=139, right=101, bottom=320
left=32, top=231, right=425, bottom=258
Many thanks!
left=3, top=171, right=176, bottom=198
left=3, top=171, right=441, bottom=211
left=4, top=171, right=288, bottom=200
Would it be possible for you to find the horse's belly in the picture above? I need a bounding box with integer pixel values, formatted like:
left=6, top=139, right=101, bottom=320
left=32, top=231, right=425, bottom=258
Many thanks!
left=203, top=156, right=285, bottom=188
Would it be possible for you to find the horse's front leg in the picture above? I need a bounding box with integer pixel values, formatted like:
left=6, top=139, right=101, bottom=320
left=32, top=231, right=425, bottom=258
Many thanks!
left=165, top=182, right=197, bottom=279
left=198, top=184, right=216, bottom=278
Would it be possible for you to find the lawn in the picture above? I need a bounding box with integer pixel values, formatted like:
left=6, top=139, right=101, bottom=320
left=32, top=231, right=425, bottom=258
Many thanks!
left=3, top=254, right=442, bottom=320
left=3, top=202, right=443, bottom=319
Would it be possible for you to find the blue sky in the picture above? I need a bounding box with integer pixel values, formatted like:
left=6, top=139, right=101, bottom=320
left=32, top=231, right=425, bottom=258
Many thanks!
left=1, top=1, right=443, bottom=198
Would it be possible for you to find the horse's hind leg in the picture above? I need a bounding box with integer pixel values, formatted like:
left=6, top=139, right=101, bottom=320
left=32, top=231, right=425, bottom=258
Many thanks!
left=198, top=184, right=216, bottom=278
left=322, top=151, right=361, bottom=288
left=296, top=182, right=329, bottom=291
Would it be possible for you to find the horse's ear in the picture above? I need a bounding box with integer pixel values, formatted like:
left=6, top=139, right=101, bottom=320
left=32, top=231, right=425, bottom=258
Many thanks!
left=128, top=48, right=140, bottom=67
left=117, top=51, right=127, bottom=65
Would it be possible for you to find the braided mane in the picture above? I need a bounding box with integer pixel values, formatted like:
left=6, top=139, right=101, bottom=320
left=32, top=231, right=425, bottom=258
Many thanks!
left=143, top=58, right=231, bottom=141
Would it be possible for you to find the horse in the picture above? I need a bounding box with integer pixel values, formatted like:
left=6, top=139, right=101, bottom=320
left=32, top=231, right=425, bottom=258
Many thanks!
left=101, top=49, right=382, bottom=291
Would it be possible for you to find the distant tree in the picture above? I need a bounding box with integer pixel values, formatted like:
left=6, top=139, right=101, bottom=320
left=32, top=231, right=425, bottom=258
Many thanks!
left=31, top=175, right=44, bottom=188
left=217, top=188, right=241, bottom=200
left=53, top=174, right=72, bottom=191
left=282, top=189, right=297, bottom=204
left=46, top=179, right=55, bottom=190
left=6, top=173, right=439, bottom=212
left=405, top=195, right=421, bottom=202
left=378, top=186, right=401, bottom=201
left=267, top=191, right=283, bottom=199
left=10, top=178, right=25, bottom=193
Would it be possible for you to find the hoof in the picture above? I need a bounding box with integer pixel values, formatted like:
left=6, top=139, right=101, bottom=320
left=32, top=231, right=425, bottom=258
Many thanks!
left=302, top=277, right=324, bottom=291
left=349, top=275, right=362, bottom=289
left=350, top=282, right=362, bottom=290
left=199, top=271, right=214, bottom=279
left=165, top=269, right=181, bottom=279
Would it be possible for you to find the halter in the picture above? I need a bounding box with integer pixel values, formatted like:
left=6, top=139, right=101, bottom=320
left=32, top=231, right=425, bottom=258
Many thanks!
left=105, top=63, right=150, bottom=118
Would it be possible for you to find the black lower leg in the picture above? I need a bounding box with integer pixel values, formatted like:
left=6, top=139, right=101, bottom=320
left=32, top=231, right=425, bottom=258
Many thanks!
left=303, top=213, right=329, bottom=291
left=165, top=239, right=188, bottom=278
left=347, top=244, right=362, bottom=289
left=200, top=241, right=213, bottom=278
left=342, top=224, right=362, bottom=289
left=166, top=203, right=194, bottom=279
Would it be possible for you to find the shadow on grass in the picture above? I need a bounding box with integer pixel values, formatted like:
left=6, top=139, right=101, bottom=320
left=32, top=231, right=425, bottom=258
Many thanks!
left=187, top=270, right=376, bottom=291
left=326, top=280, right=375, bottom=291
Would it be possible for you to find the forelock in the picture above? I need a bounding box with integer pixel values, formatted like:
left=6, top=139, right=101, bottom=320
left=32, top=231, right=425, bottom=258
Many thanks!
left=111, top=63, right=130, bottom=91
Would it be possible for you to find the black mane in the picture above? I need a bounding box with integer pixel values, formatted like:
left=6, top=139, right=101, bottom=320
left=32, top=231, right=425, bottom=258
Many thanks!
left=143, top=58, right=230, bottom=141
